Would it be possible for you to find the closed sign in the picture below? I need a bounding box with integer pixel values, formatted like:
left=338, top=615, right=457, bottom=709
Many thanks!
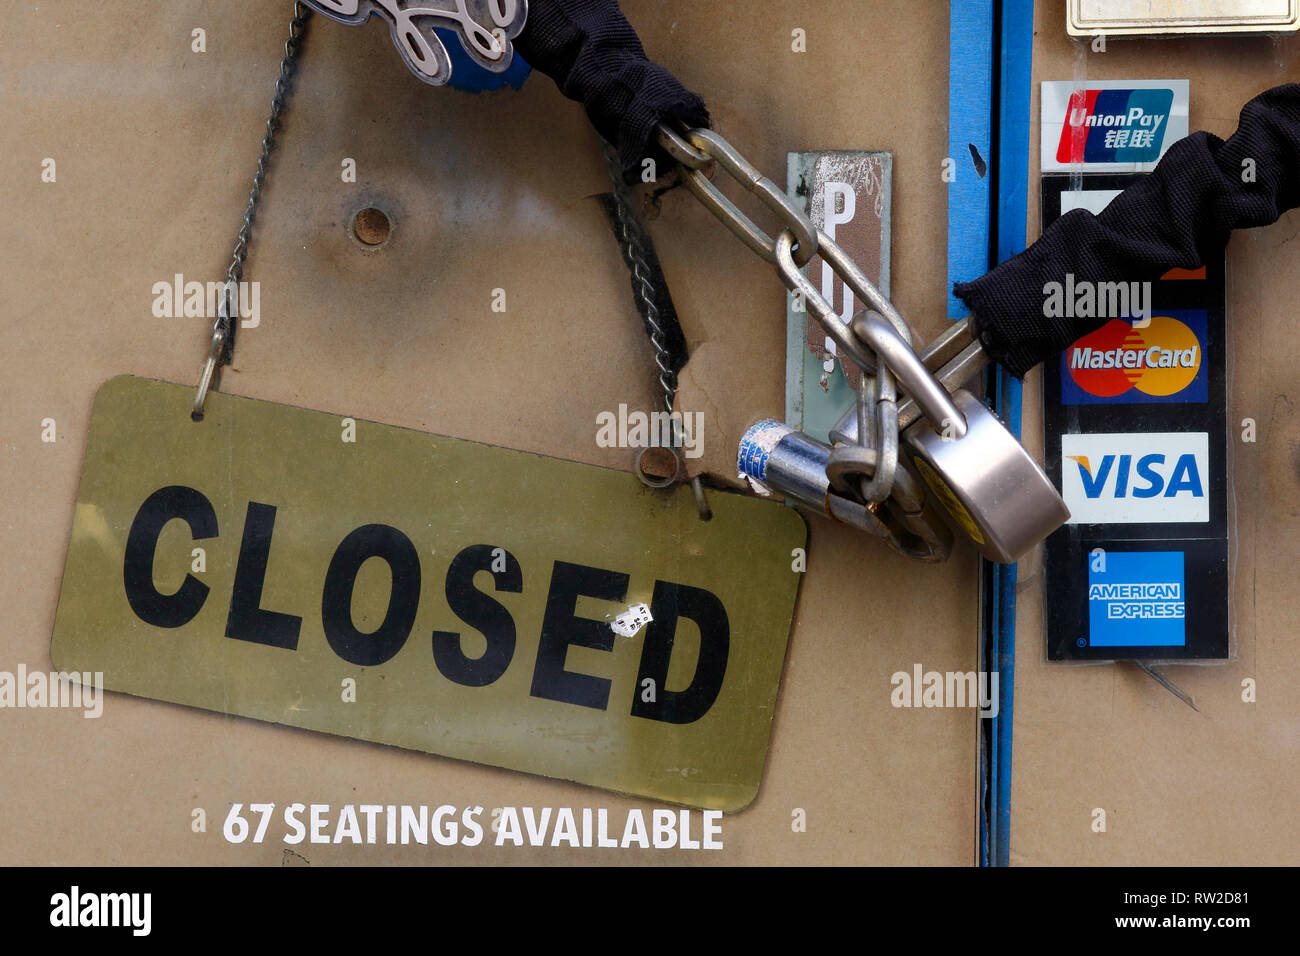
left=51, top=377, right=806, bottom=810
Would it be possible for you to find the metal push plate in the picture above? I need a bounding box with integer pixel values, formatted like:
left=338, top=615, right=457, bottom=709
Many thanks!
left=51, top=377, right=806, bottom=810
left=785, top=151, right=891, bottom=444
left=1068, top=0, right=1300, bottom=35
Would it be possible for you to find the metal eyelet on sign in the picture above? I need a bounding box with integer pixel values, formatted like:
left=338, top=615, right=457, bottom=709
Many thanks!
left=634, top=445, right=682, bottom=489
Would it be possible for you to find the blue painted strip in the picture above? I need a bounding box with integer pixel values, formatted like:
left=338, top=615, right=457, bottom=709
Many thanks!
left=947, top=1, right=994, bottom=321
left=991, top=372, right=1019, bottom=867
left=989, top=0, right=1035, bottom=869
left=952, top=0, right=1034, bottom=867
left=949, top=0, right=996, bottom=866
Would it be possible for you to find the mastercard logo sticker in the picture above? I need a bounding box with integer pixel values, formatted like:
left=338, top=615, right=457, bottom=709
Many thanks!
left=1061, top=313, right=1207, bottom=405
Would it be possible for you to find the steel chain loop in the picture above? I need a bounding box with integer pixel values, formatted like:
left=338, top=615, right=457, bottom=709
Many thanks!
left=657, top=122, right=958, bottom=555
left=657, top=126, right=818, bottom=268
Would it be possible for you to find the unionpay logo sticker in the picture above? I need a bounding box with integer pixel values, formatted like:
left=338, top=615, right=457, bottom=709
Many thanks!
left=1041, top=80, right=1188, bottom=173
left=1087, top=551, right=1186, bottom=647
left=1056, top=88, right=1173, bottom=163
left=1062, top=432, right=1209, bottom=525
left=1061, top=311, right=1208, bottom=405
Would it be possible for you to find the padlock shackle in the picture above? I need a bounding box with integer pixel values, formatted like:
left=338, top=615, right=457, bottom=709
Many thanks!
left=830, top=337, right=989, bottom=444
left=850, top=311, right=968, bottom=439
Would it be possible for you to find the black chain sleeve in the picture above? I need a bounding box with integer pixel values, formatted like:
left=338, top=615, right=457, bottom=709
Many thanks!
left=516, top=0, right=710, bottom=184
left=954, top=82, right=1300, bottom=378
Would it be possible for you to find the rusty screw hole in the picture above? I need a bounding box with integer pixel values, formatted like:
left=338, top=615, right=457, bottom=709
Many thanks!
left=352, top=207, right=391, bottom=246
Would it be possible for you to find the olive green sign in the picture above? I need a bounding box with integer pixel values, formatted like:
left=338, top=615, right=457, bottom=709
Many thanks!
left=51, top=377, right=806, bottom=810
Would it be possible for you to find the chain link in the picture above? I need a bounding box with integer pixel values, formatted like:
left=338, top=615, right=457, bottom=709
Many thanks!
left=658, top=126, right=817, bottom=268
left=195, top=2, right=313, bottom=417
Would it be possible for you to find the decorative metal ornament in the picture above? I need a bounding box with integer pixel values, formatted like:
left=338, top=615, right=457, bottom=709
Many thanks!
left=302, top=0, right=528, bottom=85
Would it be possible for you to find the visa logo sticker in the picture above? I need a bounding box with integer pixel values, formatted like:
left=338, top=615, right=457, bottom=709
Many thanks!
left=1061, top=311, right=1208, bottom=405
left=1041, top=80, right=1188, bottom=173
left=1087, top=551, right=1186, bottom=648
left=1062, top=432, right=1209, bottom=525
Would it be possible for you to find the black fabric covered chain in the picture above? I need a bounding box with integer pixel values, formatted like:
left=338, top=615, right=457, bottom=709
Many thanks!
left=956, top=82, right=1300, bottom=379
left=517, top=0, right=710, bottom=184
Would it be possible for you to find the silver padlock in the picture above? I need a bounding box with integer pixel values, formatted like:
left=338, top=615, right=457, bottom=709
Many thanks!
left=836, top=312, right=1069, bottom=564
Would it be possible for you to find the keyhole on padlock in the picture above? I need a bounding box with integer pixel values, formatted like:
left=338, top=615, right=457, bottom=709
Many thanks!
left=351, top=206, right=392, bottom=247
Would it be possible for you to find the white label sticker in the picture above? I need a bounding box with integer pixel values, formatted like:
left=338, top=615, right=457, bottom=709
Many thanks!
left=611, top=603, right=653, bottom=638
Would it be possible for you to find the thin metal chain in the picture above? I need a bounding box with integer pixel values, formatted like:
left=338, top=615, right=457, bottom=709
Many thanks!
left=605, top=144, right=713, bottom=517
left=602, top=144, right=678, bottom=415
left=218, top=1, right=314, bottom=363
left=195, top=3, right=312, bottom=418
